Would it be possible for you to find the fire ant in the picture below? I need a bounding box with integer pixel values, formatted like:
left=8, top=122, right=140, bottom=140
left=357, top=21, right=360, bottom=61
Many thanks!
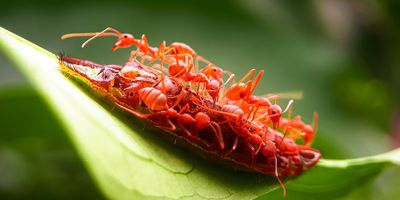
left=222, top=69, right=290, bottom=129
left=193, top=101, right=266, bottom=158
left=279, top=112, right=318, bottom=146
left=61, top=27, right=204, bottom=69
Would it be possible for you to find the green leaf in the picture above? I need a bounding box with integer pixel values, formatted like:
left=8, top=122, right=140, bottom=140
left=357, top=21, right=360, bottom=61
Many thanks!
left=1, top=27, right=399, bottom=200
left=258, top=149, right=400, bottom=199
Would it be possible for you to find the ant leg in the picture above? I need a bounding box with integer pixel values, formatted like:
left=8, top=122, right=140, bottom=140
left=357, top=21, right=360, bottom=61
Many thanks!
left=255, top=140, right=263, bottom=155
left=163, top=53, right=194, bottom=65
left=210, top=121, right=225, bottom=150
left=224, top=135, right=239, bottom=157
left=156, top=119, right=176, bottom=131
left=274, top=155, right=286, bottom=198
left=158, top=40, right=167, bottom=71
left=267, top=94, right=279, bottom=105
left=247, top=103, right=260, bottom=121
left=246, top=143, right=256, bottom=165
left=279, top=125, right=305, bottom=146
left=150, top=63, right=169, bottom=74
left=199, top=63, right=213, bottom=74
left=249, top=70, right=264, bottom=96
left=196, top=56, right=221, bottom=73
left=237, top=69, right=256, bottom=84
left=178, top=103, right=190, bottom=114
left=129, top=50, right=158, bottom=63
left=159, top=74, right=167, bottom=95
left=195, top=56, right=218, bottom=74
left=171, top=90, right=188, bottom=108
left=177, top=122, right=200, bottom=140
left=312, top=112, right=318, bottom=135
left=116, top=102, right=163, bottom=119
left=251, top=104, right=266, bottom=122
left=129, top=50, right=148, bottom=61
left=304, top=112, right=318, bottom=146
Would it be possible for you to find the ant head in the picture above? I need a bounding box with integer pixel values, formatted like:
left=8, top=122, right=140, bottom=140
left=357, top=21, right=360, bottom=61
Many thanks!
left=268, top=105, right=282, bottom=129
left=112, top=33, right=135, bottom=52
left=268, top=100, right=293, bottom=129
left=210, top=66, right=223, bottom=82
left=240, top=81, right=253, bottom=98
left=268, top=105, right=282, bottom=116
left=206, top=80, right=220, bottom=91
left=207, top=80, right=221, bottom=101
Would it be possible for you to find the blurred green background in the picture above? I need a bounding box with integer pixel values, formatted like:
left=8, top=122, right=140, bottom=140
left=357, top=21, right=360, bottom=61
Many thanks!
left=1, top=0, right=399, bottom=199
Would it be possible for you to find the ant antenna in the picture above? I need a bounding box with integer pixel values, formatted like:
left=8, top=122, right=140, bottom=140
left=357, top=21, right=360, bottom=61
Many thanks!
left=249, top=70, right=264, bottom=97
left=282, top=100, right=293, bottom=114
left=82, top=27, right=121, bottom=48
left=220, top=74, right=235, bottom=89
left=312, top=112, right=319, bottom=135
left=304, top=112, right=319, bottom=146
left=253, top=100, right=294, bottom=129
left=61, top=27, right=121, bottom=48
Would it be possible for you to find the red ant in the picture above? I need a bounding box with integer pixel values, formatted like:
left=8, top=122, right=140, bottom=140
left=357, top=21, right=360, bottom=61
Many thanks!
left=279, top=112, right=318, bottom=146
left=222, top=69, right=290, bottom=129
left=193, top=101, right=266, bottom=158
left=61, top=27, right=205, bottom=69
left=62, top=27, right=162, bottom=58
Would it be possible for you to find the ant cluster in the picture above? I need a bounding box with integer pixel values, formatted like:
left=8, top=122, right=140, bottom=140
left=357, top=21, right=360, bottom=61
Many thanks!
left=60, top=27, right=321, bottom=196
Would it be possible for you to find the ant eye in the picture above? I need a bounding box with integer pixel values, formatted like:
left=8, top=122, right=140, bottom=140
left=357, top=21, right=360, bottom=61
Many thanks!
left=123, top=35, right=128, bottom=38
left=213, top=68, right=217, bottom=72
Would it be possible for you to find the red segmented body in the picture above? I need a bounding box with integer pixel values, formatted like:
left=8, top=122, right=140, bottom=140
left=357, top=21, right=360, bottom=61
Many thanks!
left=139, top=87, right=168, bottom=111
left=60, top=29, right=321, bottom=197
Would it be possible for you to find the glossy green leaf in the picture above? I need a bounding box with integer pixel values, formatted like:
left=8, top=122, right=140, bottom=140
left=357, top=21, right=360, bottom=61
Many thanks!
left=1, top=27, right=399, bottom=200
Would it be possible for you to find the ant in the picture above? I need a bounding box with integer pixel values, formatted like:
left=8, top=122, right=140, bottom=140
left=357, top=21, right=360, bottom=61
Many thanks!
left=222, top=69, right=291, bottom=129
left=62, top=27, right=208, bottom=71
